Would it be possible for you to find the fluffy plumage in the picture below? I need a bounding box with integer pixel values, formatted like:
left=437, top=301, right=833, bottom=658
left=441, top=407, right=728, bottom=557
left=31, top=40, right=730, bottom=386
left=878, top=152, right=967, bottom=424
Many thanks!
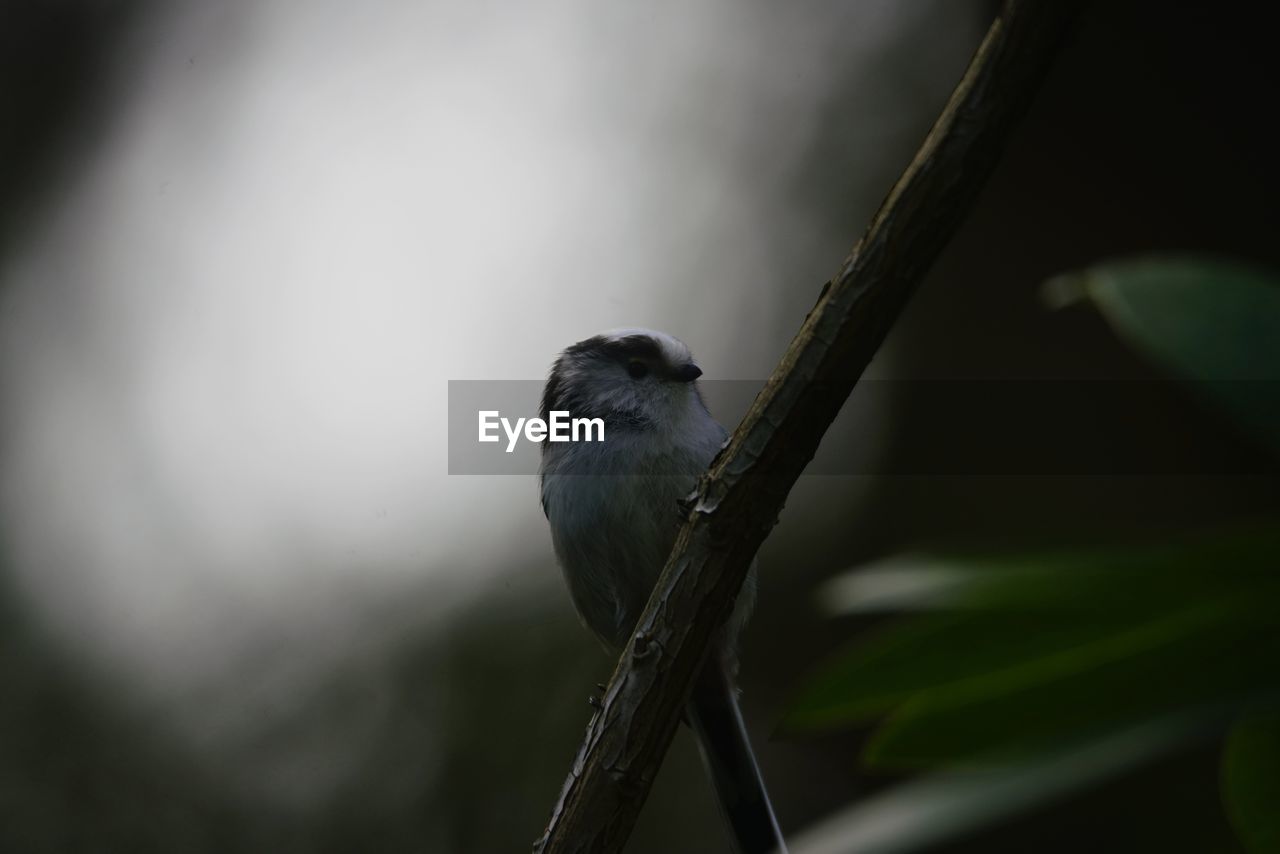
left=539, top=328, right=737, bottom=645
left=539, top=328, right=785, bottom=854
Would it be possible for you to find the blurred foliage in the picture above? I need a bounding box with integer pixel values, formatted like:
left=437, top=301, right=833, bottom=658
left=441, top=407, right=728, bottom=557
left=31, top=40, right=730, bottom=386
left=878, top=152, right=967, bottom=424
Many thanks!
left=1047, top=257, right=1280, bottom=456
left=788, top=256, right=1280, bottom=852
left=1223, top=712, right=1280, bottom=853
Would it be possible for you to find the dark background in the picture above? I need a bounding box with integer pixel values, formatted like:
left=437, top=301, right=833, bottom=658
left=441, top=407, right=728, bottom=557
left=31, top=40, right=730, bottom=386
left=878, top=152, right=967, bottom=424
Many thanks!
left=3, top=1, right=1278, bottom=852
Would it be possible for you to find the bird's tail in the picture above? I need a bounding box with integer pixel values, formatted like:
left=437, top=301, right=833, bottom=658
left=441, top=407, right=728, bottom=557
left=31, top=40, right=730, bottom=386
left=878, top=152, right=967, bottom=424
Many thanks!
left=687, top=658, right=787, bottom=854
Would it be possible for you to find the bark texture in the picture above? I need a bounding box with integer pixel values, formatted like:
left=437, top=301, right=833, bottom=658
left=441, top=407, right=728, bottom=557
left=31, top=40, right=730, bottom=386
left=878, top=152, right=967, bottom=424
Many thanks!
left=534, top=2, right=1084, bottom=851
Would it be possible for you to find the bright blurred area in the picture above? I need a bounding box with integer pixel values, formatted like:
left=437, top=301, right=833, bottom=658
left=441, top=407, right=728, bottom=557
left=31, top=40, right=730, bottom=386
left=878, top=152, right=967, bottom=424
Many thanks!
left=3, top=1, right=1278, bottom=852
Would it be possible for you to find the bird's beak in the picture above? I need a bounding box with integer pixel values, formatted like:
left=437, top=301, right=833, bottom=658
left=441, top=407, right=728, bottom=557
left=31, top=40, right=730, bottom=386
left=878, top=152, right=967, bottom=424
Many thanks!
left=672, top=363, right=703, bottom=383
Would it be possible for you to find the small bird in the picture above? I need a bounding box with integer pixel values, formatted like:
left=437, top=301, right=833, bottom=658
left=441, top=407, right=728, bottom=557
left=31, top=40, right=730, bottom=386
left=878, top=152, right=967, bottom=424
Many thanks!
left=540, top=328, right=786, bottom=854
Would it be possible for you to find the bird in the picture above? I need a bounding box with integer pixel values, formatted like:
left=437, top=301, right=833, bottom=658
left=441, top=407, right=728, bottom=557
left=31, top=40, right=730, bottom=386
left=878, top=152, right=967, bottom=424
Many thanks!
left=539, top=328, right=786, bottom=854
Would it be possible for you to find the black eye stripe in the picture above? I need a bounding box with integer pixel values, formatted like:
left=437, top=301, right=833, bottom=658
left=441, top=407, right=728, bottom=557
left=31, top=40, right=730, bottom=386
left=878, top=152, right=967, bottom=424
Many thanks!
left=626, top=360, right=649, bottom=379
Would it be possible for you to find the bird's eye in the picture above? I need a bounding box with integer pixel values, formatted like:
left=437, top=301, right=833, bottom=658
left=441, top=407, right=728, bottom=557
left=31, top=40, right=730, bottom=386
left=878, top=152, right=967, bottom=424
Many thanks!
left=626, top=360, right=649, bottom=379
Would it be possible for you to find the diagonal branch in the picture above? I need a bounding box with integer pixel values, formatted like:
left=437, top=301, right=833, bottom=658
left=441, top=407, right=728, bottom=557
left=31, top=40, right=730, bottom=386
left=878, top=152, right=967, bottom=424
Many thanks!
left=534, top=2, right=1083, bottom=851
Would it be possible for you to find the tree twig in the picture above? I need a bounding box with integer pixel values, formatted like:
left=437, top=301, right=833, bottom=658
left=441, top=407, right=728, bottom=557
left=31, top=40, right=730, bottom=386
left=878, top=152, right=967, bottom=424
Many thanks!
left=534, top=2, right=1083, bottom=851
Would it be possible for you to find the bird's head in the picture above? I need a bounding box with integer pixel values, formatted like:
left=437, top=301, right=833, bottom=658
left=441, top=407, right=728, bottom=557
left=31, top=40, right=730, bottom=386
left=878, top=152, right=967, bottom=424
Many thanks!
left=541, top=328, right=707, bottom=434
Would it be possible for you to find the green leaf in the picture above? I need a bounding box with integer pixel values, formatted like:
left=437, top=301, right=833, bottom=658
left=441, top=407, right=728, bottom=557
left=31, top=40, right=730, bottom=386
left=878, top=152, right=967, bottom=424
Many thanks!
left=788, top=526, right=1280, bottom=733
left=795, top=716, right=1196, bottom=854
left=1046, top=255, right=1280, bottom=456
left=864, top=603, right=1278, bottom=767
left=1223, top=710, right=1280, bottom=853
left=786, top=613, right=1117, bottom=730
left=821, top=527, right=1280, bottom=617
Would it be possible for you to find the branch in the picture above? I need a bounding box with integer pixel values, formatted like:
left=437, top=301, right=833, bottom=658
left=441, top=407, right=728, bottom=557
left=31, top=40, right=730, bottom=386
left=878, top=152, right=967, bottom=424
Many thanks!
left=534, top=2, right=1082, bottom=851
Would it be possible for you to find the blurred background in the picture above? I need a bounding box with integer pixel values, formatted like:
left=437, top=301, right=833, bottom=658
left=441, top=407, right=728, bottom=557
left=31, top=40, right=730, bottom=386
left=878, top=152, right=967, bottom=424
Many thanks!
left=2, top=0, right=1278, bottom=852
